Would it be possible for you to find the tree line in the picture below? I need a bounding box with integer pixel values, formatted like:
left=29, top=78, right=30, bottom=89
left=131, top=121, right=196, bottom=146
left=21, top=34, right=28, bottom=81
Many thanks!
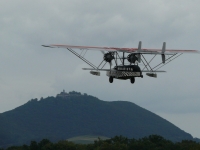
left=2, top=135, right=200, bottom=150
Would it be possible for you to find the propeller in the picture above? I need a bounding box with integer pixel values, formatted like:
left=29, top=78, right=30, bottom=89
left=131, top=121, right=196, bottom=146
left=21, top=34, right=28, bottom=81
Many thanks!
left=103, top=52, right=115, bottom=71
left=137, top=41, right=142, bottom=63
left=127, top=53, right=138, bottom=64
left=103, top=52, right=114, bottom=65
left=162, top=42, right=166, bottom=64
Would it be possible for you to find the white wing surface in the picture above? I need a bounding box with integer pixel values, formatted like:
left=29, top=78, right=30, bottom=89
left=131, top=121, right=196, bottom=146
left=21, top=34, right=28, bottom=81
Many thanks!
left=42, top=44, right=199, bottom=54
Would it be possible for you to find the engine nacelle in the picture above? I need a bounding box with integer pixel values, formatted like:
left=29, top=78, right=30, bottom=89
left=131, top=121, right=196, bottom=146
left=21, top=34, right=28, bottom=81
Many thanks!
left=104, top=52, right=114, bottom=62
left=127, top=53, right=138, bottom=64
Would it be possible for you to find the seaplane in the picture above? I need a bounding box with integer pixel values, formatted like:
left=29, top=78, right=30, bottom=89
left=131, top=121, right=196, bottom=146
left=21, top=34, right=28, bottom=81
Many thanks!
left=42, top=41, right=199, bottom=84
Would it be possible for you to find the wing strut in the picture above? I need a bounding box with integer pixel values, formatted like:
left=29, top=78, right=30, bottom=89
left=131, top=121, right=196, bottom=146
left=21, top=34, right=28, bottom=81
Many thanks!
left=154, top=53, right=183, bottom=71
left=67, top=48, right=97, bottom=69
left=142, top=54, right=157, bottom=71
left=141, top=54, right=156, bottom=72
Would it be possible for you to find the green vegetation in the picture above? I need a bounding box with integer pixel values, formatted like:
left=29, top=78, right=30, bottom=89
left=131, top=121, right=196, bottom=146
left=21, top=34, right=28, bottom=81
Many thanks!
left=3, top=135, right=200, bottom=150
left=67, top=135, right=110, bottom=144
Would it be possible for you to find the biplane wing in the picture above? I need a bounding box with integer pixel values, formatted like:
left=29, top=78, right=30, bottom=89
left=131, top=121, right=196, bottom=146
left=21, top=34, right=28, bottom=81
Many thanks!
left=42, top=43, right=199, bottom=54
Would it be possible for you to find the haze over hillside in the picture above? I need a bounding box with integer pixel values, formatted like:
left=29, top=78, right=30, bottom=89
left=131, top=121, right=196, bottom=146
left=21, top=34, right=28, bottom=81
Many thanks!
left=0, top=91, right=196, bottom=148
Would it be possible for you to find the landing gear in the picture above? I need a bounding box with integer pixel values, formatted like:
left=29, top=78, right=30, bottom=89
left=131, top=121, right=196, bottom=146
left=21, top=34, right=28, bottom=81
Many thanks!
left=109, top=76, right=113, bottom=83
left=130, top=77, right=135, bottom=84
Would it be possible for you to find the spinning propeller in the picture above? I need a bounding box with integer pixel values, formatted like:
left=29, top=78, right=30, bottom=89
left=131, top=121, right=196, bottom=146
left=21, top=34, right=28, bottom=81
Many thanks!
left=127, top=53, right=138, bottom=64
left=162, top=42, right=166, bottom=63
left=103, top=52, right=115, bottom=70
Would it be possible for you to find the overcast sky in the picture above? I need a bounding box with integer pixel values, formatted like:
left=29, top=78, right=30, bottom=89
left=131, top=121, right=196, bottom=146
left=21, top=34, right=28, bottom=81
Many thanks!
left=1, top=0, right=200, bottom=138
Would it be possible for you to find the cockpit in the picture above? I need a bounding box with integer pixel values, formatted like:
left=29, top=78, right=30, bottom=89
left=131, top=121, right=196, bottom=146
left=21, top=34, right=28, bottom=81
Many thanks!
left=114, top=65, right=141, bottom=72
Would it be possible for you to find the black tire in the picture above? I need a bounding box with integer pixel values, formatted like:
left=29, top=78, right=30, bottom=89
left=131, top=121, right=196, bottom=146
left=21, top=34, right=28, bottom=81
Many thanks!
left=130, top=77, right=135, bottom=84
left=109, top=76, right=113, bottom=83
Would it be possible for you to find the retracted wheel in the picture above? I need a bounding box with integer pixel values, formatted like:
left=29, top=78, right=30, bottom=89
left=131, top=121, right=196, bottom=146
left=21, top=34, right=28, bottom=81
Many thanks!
left=109, top=76, right=113, bottom=83
left=130, top=77, right=135, bottom=84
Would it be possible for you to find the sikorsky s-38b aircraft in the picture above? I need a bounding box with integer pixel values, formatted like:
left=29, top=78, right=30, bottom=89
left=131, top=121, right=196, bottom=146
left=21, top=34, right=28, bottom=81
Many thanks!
left=42, top=41, right=199, bottom=84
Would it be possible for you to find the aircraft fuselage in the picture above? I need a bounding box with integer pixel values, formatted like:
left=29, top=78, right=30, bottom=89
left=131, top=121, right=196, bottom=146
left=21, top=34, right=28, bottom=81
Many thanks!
left=106, top=65, right=143, bottom=80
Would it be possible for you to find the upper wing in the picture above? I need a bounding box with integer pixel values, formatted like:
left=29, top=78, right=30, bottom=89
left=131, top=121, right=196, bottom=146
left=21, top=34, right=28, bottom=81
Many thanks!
left=140, top=48, right=199, bottom=54
left=42, top=44, right=199, bottom=54
left=42, top=44, right=134, bottom=52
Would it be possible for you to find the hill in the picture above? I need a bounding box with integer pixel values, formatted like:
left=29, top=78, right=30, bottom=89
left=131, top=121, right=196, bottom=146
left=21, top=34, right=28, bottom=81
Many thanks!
left=0, top=91, right=195, bottom=147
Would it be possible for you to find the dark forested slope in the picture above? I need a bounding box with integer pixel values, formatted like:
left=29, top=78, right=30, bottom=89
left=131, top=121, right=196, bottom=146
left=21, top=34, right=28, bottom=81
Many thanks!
left=0, top=91, right=194, bottom=147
